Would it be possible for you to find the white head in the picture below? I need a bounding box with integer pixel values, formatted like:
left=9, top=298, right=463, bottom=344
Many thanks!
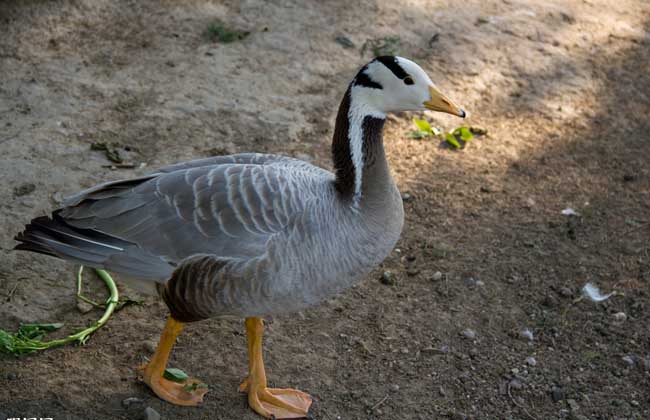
left=350, top=56, right=465, bottom=117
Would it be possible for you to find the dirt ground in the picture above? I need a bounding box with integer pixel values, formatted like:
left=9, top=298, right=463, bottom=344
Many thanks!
left=1, top=0, right=649, bottom=419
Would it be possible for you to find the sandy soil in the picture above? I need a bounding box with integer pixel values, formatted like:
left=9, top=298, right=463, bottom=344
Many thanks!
left=1, top=0, right=649, bottom=419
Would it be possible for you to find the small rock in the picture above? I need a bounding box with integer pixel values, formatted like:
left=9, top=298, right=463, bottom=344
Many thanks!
left=511, top=368, right=519, bottom=375
left=509, top=378, right=524, bottom=390
left=380, top=271, right=397, bottom=286
left=622, top=355, right=635, bottom=367
left=558, top=409, right=570, bottom=418
left=13, top=183, right=36, bottom=197
left=450, top=412, right=468, bottom=420
left=401, top=192, right=414, bottom=202
left=525, top=356, right=537, bottom=367
left=389, top=384, right=400, bottom=392
left=612, top=312, right=627, bottom=322
left=142, top=340, right=157, bottom=353
left=475, top=280, right=485, bottom=287
left=406, top=268, right=420, bottom=277
left=334, top=35, right=355, bottom=49
left=559, top=287, right=573, bottom=297
left=520, top=328, right=534, bottom=341
left=631, top=400, right=640, bottom=407
left=121, top=397, right=144, bottom=408
left=76, top=301, right=94, bottom=314
left=567, top=398, right=579, bottom=411
left=52, top=191, right=64, bottom=203
left=6, top=372, right=17, bottom=381
left=432, top=271, right=443, bottom=281
left=623, top=174, right=636, bottom=182
left=551, top=386, right=565, bottom=402
left=461, top=329, right=476, bottom=340
left=144, top=407, right=161, bottom=420
left=480, top=185, right=492, bottom=193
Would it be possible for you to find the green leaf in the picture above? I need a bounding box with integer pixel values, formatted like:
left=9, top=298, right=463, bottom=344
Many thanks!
left=182, top=382, right=209, bottom=392
left=206, top=21, right=250, bottom=43
left=459, top=126, right=474, bottom=141
left=21, top=323, right=64, bottom=332
left=412, top=118, right=432, bottom=133
left=164, top=368, right=189, bottom=383
left=445, top=133, right=461, bottom=149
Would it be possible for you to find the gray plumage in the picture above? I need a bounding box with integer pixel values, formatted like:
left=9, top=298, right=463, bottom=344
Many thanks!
left=16, top=55, right=466, bottom=321
left=17, top=147, right=403, bottom=319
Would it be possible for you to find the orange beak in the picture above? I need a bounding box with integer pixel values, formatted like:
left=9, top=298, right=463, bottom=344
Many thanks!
left=423, top=85, right=466, bottom=118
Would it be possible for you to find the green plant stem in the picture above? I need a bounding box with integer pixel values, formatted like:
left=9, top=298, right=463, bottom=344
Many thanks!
left=43, top=268, right=118, bottom=348
left=2, top=268, right=119, bottom=353
left=76, top=266, right=104, bottom=308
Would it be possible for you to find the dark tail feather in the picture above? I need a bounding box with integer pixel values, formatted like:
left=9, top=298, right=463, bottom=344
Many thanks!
left=14, top=211, right=173, bottom=281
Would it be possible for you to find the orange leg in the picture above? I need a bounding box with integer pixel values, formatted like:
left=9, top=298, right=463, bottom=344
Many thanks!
left=139, top=316, right=208, bottom=406
left=239, top=317, right=312, bottom=419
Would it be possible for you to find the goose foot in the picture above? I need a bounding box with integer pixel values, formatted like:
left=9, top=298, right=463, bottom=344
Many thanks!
left=241, top=317, right=313, bottom=419
left=140, top=366, right=208, bottom=406
left=138, top=316, right=208, bottom=406
left=239, top=379, right=312, bottom=419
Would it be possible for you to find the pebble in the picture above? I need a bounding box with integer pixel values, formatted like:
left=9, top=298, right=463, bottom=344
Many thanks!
left=142, top=340, right=158, bottom=353
left=450, top=413, right=468, bottom=420
left=559, top=287, right=573, bottom=297
left=551, top=386, right=565, bottom=402
left=334, top=35, right=355, bottom=49
left=76, top=301, right=94, bottom=314
left=509, top=378, right=524, bottom=390
left=475, top=280, right=485, bottom=287
left=389, top=384, right=400, bottom=392
left=612, top=312, right=627, bottom=322
left=461, top=329, right=476, bottom=340
left=144, top=407, right=161, bottom=420
left=622, top=355, right=635, bottom=367
left=520, top=328, right=534, bottom=341
left=121, top=397, right=144, bottom=408
left=6, top=372, right=17, bottom=381
left=380, top=271, right=397, bottom=286
left=432, top=271, right=443, bottom=281
left=525, top=356, right=537, bottom=367
left=52, top=191, right=64, bottom=203
left=631, top=400, right=640, bottom=407
left=401, top=192, right=414, bottom=202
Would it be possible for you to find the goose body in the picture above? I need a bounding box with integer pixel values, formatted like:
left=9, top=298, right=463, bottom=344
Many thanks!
left=15, top=56, right=464, bottom=418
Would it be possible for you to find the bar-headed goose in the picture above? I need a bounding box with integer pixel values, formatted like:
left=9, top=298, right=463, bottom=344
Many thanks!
left=15, top=56, right=465, bottom=419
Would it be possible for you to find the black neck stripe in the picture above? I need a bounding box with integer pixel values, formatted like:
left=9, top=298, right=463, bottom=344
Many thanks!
left=375, top=56, right=409, bottom=80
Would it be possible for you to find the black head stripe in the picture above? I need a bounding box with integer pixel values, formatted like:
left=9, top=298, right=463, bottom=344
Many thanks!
left=375, top=56, right=409, bottom=80
left=353, top=65, right=383, bottom=89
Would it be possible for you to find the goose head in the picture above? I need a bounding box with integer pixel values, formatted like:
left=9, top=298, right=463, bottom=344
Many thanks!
left=351, top=56, right=466, bottom=117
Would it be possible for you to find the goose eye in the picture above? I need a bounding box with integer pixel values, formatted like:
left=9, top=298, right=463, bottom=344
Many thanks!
left=403, top=76, right=414, bottom=85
